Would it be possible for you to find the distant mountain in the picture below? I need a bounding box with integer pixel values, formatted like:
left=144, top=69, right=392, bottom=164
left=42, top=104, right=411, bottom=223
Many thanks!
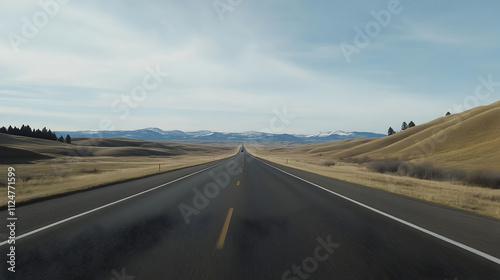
left=56, top=128, right=385, bottom=143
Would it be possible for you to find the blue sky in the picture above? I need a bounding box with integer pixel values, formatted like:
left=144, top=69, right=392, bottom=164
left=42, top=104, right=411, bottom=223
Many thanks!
left=1, top=0, right=499, bottom=134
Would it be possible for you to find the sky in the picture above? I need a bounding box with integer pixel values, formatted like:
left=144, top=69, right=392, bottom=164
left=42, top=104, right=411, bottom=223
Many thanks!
left=1, top=0, right=499, bottom=135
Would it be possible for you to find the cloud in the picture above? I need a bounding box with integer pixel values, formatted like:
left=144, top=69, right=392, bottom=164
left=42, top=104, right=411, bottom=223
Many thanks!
left=1, top=0, right=499, bottom=134
left=0, top=106, right=88, bottom=119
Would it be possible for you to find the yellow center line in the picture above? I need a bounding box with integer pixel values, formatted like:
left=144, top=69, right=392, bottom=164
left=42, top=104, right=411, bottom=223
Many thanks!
left=216, top=208, right=234, bottom=250
left=237, top=181, right=240, bottom=186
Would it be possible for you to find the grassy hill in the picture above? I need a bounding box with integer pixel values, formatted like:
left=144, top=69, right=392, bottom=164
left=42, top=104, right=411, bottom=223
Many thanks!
left=0, top=134, right=238, bottom=205
left=0, top=134, right=235, bottom=159
left=276, top=100, right=500, bottom=172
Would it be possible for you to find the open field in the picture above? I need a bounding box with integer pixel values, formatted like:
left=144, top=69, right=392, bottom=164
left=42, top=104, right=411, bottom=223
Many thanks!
left=0, top=134, right=238, bottom=206
left=246, top=146, right=500, bottom=219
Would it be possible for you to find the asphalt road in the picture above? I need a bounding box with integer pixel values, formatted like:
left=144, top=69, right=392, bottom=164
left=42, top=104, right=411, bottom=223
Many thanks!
left=1, top=149, right=500, bottom=279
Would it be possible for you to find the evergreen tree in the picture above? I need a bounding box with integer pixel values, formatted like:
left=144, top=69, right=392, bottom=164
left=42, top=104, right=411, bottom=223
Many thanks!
left=58, top=136, right=65, bottom=142
left=408, top=121, right=415, bottom=128
left=446, top=112, right=451, bottom=116
left=34, top=129, right=43, bottom=139
left=11, top=126, right=20, bottom=136
left=20, top=125, right=32, bottom=137
left=401, top=122, right=408, bottom=131
left=388, top=127, right=395, bottom=136
left=48, top=129, right=57, bottom=141
left=26, top=125, right=32, bottom=136
left=20, top=125, right=27, bottom=136
left=2, top=125, right=64, bottom=142
left=41, top=127, right=49, bottom=140
left=65, top=134, right=72, bottom=144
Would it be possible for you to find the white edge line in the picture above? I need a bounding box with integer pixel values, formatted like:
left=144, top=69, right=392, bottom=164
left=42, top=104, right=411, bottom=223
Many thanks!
left=0, top=155, right=239, bottom=247
left=253, top=155, right=500, bottom=266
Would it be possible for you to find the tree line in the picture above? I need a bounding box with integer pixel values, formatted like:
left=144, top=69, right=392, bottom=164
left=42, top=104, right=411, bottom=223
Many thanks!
left=388, top=121, right=415, bottom=136
left=0, top=125, right=71, bottom=143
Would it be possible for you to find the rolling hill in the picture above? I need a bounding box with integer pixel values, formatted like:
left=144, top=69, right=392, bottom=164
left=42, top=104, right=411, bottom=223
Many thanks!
left=260, top=100, right=500, bottom=172
left=0, top=133, right=236, bottom=161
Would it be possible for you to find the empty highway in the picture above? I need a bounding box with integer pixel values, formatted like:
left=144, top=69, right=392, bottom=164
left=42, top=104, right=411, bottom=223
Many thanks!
left=1, top=149, right=500, bottom=279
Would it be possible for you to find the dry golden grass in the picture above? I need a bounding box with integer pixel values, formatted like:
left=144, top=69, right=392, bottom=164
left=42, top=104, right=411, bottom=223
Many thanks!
left=0, top=134, right=238, bottom=206
left=273, top=100, right=500, bottom=172
left=246, top=144, right=500, bottom=219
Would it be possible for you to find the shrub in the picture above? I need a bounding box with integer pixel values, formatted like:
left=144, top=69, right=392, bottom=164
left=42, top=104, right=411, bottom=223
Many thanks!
left=82, top=168, right=100, bottom=174
left=367, top=158, right=499, bottom=189
left=441, top=167, right=467, bottom=182
left=367, top=159, right=402, bottom=173
left=394, top=161, right=455, bottom=181
left=322, top=160, right=336, bottom=167
left=465, top=170, right=500, bottom=189
left=409, top=162, right=445, bottom=181
left=358, top=156, right=372, bottom=164
left=21, top=174, right=34, bottom=182
left=342, top=156, right=372, bottom=164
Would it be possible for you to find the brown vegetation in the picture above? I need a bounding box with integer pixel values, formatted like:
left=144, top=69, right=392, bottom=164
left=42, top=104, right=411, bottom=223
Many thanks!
left=0, top=134, right=238, bottom=206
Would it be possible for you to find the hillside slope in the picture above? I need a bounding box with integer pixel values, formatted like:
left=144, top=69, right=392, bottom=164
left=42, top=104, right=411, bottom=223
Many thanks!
left=0, top=134, right=236, bottom=159
left=262, top=100, right=500, bottom=172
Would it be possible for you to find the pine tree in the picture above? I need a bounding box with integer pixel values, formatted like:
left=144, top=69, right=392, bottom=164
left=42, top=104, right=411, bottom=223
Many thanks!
left=48, top=129, right=57, bottom=141
left=20, top=125, right=32, bottom=137
left=0, top=126, right=6, bottom=133
left=401, top=122, right=408, bottom=131
left=408, top=121, right=415, bottom=128
left=388, top=127, right=395, bottom=136
left=20, top=125, right=27, bottom=136
left=34, top=129, right=43, bottom=139
left=65, top=134, right=72, bottom=144
left=11, top=126, right=20, bottom=136
left=58, top=136, right=65, bottom=142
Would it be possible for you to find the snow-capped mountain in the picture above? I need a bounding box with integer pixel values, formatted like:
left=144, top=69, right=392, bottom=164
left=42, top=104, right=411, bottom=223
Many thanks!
left=56, top=128, right=384, bottom=143
left=307, top=130, right=353, bottom=138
